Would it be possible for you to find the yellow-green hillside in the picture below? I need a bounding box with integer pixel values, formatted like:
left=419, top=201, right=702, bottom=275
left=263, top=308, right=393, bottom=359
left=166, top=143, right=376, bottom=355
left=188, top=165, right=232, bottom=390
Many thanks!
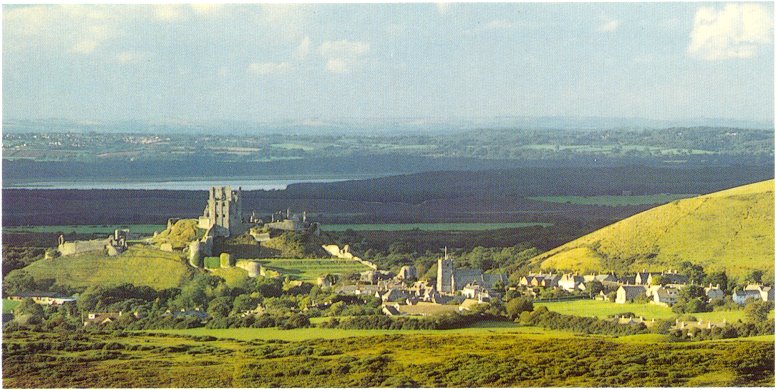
left=531, top=180, right=774, bottom=278
left=19, top=245, right=192, bottom=290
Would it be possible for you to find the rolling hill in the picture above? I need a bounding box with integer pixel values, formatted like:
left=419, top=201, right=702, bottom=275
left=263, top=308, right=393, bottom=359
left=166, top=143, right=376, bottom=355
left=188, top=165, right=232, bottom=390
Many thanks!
left=530, top=180, right=774, bottom=278
left=16, top=246, right=193, bottom=290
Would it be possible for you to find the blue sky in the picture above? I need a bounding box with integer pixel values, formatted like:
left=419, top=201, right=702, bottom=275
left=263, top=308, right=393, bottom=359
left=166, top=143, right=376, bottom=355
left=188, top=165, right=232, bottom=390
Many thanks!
left=3, top=3, right=774, bottom=123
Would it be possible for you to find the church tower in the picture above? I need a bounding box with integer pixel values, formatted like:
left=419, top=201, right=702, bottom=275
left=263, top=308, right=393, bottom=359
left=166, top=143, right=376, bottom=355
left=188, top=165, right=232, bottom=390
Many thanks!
left=436, top=249, right=454, bottom=293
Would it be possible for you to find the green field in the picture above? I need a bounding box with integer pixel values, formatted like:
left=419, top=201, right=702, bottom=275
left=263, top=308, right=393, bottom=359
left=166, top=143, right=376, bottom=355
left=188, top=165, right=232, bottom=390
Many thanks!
left=529, top=194, right=696, bottom=206
left=256, top=258, right=370, bottom=282
left=323, top=222, right=552, bottom=232
left=4, top=224, right=165, bottom=235
left=154, top=320, right=537, bottom=341
left=17, top=245, right=191, bottom=290
left=3, top=299, right=20, bottom=314
left=536, top=299, right=748, bottom=322
left=532, top=180, right=775, bottom=278
left=5, top=327, right=772, bottom=387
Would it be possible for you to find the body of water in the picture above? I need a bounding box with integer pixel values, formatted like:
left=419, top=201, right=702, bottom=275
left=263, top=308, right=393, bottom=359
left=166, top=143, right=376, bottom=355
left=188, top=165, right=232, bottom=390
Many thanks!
left=4, top=175, right=376, bottom=191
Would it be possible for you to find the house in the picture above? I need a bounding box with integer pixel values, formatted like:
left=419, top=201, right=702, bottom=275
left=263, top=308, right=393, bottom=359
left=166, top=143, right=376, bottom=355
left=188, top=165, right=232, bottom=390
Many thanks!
left=634, top=271, right=651, bottom=285
left=652, top=286, right=679, bottom=306
left=382, top=305, right=401, bottom=316
left=704, top=284, right=724, bottom=300
left=583, top=273, right=618, bottom=284
left=84, top=312, right=122, bottom=326
left=558, top=273, right=585, bottom=291
left=616, top=285, right=647, bottom=304
left=396, top=265, right=417, bottom=281
left=732, top=289, right=763, bottom=305
left=7, top=293, right=77, bottom=306
left=740, top=284, right=774, bottom=302
left=381, top=288, right=409, bottom=303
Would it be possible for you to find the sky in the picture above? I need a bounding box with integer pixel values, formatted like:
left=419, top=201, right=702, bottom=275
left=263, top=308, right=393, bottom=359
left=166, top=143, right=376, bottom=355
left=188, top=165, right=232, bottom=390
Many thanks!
left=3, top=2, right=774, bottom=124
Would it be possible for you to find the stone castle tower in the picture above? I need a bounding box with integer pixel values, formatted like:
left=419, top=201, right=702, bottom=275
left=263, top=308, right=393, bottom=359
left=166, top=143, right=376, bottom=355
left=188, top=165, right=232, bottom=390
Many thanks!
left=198, top=186, right=244, bottom=237
left=436, top=250, right=454, bottom=293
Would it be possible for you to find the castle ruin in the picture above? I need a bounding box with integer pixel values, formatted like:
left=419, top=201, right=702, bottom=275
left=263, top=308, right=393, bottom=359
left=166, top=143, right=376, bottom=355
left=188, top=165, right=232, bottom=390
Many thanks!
left=198, top=186, right=245, bottom=238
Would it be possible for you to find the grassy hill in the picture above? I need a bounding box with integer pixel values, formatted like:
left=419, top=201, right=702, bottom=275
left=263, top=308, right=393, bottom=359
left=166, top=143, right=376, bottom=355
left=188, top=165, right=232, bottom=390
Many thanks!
left=531, top=180, right=774, bottom=278
left=150, top=219, right=201, bottom=249
left=18, top=245, right=192, bottom=290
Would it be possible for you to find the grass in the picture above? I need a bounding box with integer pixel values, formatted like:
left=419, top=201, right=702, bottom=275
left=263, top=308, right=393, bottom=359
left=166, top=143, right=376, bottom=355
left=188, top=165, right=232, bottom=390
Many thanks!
left=19, top=245, right=191, bottom=290
left=4, top=327, right=773, bottom=387
left=151, top=219, right=201, bottom=249
left=529, top=194, right=696, bottom=206
left=537, top=299, right=748, bottom=323
left=208, top=267, right=249, bottom=286
left=3, top=299, right=20, bottom=314
left=322, top=222, right=552, bottom=232
left=532, top=180, right=774, bottom=278
left=4, top=224, right=165, bottom=235
left=150, top=321, right=581, bottom=342
left=255, top=258, right=370, bottom=282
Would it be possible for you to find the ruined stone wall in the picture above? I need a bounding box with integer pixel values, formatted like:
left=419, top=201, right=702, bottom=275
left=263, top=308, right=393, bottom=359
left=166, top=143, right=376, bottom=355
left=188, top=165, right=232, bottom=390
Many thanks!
left=58, top=239, right=109, bottom=256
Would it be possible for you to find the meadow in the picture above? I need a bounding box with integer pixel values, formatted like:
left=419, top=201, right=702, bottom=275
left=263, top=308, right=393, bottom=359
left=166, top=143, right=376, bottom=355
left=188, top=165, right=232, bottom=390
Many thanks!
left=3, top=299, right=20, bottom=314
left=255, top=258, right=371, bottom=282
left=528, top=194, right=695, bottom=206
left=323, top=222, right=552, bottom=232
left=535, top=300, right=748, bottom=323
left=3, top=327, right=773, bottom=387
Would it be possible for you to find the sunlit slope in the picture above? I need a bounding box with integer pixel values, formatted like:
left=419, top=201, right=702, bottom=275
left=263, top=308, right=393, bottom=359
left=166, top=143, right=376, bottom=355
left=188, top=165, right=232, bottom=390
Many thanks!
left=19, top=246, right=192, bottom=289
left=531, top=180, right=774, bottom=278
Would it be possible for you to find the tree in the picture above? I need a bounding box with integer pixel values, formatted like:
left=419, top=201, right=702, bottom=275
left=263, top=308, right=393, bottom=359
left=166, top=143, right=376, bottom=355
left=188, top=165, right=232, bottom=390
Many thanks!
left=746, top=270, right=764, bottom=284
left=706, top=271, right=728, bottom=292
left=678, top=261, right=705, bottom=285
left=15, top=298, right=44, bottom=324
left=744, top=300, right=772, bottom=324
left=672, top=285, right=709, bottom=314
left=587, top=280, right=604, bottom=295
left=207, top=296, right=232, bottom=319
left=506, top=297, right=534, bottom=320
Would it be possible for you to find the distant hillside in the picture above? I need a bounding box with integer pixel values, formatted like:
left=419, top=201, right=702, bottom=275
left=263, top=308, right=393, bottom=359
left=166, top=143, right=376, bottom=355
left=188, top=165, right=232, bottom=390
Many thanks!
left=530, top=180, right=774, bottom=278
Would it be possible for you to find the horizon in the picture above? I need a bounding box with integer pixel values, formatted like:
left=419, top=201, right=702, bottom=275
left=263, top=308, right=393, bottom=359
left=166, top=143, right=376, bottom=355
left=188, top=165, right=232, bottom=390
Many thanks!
left=4, top=3, right=774, bottom=125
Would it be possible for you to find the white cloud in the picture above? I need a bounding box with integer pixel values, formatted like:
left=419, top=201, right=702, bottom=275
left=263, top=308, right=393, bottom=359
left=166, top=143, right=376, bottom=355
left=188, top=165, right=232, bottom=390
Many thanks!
left=325, top=59, right=349, bottom=74
left=70, top=40, right=99, bottom=54
left=597, top=19, right=621, bottom=33
left=688, top=3, right=773, bottom=60
left=293, top=36, right=311, bottom=60
left=190, top=4, right=223, bottom=16
left=485, top=19, right=513, bottom=31
left=154, top=5, right=184, bottom=22
left=319, top=40, right=370, bottom=74
left=436, top=2, right=450, bottom=15
left=115, top=51, right=149, bottom=64
left=247, top=62, right=291, bottom=76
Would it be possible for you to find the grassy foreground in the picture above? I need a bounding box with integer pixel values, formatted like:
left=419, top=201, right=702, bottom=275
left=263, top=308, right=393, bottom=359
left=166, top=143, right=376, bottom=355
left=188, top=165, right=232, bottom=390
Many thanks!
left=3, top=328, right=772, bottom=387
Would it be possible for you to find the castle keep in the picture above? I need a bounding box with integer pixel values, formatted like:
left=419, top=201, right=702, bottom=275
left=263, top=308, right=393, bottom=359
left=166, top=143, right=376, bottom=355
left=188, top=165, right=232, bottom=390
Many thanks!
left=198, top=186, right=245, bottom=237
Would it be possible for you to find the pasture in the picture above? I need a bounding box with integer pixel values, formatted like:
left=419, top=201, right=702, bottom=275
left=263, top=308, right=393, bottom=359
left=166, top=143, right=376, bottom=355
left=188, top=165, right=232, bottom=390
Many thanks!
left=255, top=258, right=371, bottom=282
left=536, top=299, right=748, bottom=323
left=323, top=222, right=552, bottom=232
left=3, top=299, right=20, bottom=314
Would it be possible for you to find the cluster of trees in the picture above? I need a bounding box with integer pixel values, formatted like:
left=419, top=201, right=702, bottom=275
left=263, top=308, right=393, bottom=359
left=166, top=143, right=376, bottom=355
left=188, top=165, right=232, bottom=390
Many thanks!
left=319, top=311, right=500, bottom=331
left=516, top=306, right=648, bottom=336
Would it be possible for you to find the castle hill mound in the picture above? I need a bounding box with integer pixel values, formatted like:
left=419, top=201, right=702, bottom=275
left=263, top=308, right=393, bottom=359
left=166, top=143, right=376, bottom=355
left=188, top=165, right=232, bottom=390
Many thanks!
left=530, top=179, right=774, bottom=278
left=13, top=245, right=192, bottom=290
left=151, top=219, right=201, bottom=250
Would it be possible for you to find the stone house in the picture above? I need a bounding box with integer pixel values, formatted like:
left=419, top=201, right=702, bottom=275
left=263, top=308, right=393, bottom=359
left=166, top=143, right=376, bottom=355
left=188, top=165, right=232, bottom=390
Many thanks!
left=652, top=286, right=679, bottom=306
left=616, top=285, right=647, bottom=304
left=732, top=289, right=763, bottom=305
left=704, top=284, right=724, bottom=300
left=558, top=273, right=584, bottom=291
